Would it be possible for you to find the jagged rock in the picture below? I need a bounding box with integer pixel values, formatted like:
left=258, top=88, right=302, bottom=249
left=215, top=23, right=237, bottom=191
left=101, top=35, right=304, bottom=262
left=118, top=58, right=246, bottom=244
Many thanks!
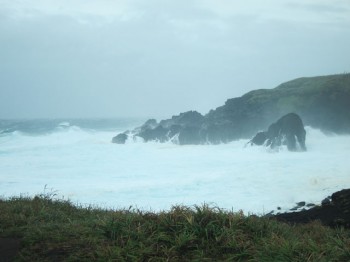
left=137, top=125, right=168, bottom=142
left=140, top=119, right=158, bottom=131
left=168, top=125, right=182, bottom=138
left=297, top=201, right=306, bottom=207
left=122, top=111, right=206, bottom=145
left=112, top=133, right=128, bottom=144
left=321, top=196, right=331, bottom=206
left=249, top=113, right=306, bottom=151
left=289, top=202, right=307, bottom=211
left=274, top=189, right=350, bottom=228
left=332, top=189, right=350, bottom=214
left=250, top=132, right=267, bottom=146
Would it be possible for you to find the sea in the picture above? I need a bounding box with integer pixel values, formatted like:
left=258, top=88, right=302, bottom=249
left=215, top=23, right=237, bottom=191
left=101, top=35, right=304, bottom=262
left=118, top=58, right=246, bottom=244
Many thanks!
left=1, top=118, right=350, bottom=214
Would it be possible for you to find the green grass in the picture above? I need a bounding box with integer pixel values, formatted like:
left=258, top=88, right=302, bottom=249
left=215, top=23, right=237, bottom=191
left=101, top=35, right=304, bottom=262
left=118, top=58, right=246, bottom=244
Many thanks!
left=1, top=193, right=350, bottom=261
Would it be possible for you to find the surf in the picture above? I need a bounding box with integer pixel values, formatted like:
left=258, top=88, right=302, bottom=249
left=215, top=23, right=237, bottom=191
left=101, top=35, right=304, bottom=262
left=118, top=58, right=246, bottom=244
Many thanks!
left=0, top=120, right=349, bottom=215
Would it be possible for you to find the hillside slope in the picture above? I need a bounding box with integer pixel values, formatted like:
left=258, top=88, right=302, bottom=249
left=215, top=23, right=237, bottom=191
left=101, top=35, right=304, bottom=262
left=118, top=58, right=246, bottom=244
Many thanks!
left=206, top=73, right=350, bottom=140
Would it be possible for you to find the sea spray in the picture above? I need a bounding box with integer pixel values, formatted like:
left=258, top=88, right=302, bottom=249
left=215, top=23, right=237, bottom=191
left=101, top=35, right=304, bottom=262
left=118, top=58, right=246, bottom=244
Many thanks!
left=0, top=120, right=350, bottom=214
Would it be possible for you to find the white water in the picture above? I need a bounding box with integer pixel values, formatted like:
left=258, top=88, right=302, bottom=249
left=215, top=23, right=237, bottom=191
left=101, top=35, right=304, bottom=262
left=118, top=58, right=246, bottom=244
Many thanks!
left=1, top=125, right=350, bottom=214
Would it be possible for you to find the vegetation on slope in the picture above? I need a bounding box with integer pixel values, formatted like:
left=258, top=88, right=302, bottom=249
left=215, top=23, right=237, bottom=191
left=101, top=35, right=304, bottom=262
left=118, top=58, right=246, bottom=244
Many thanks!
left=207, top=73, right=350, bottom=136
left=1, top=193, right=350, bottom=261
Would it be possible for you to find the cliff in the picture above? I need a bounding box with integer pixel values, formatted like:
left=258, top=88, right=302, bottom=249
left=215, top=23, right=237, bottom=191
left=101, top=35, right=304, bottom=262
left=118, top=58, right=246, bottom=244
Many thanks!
left=113, top=73, right=350, bottom=144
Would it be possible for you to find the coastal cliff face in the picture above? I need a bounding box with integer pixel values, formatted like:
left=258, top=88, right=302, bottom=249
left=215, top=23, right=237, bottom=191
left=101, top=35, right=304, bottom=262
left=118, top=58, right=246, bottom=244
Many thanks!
left=113, top=73, right=350, bottom=145
left=209, top=73, right=350, bottom=136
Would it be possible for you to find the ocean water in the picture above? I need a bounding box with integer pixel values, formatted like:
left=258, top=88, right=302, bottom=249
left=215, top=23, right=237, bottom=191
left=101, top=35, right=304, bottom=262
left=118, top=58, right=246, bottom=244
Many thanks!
left=1, top=118, right=350, bottom=214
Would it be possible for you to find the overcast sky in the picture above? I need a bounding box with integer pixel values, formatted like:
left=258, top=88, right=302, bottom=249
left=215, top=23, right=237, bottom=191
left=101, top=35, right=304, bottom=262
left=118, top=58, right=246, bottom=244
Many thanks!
left=1, top=0, right=350, bottom=119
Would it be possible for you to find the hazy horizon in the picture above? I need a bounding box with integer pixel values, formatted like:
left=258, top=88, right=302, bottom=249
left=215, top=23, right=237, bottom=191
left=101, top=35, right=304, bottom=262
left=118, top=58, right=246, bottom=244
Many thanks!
left=1, top=0, right=350, bottom=119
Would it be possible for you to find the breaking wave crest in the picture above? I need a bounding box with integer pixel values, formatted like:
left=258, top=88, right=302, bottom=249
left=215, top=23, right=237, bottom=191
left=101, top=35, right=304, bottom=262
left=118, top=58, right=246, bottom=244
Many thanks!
left=0, top=122, right=350, bottom=214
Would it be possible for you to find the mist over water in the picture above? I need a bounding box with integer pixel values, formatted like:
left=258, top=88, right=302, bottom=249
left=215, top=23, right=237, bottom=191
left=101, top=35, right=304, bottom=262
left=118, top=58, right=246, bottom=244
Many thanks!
left=1, top=119, right=350, bottom=214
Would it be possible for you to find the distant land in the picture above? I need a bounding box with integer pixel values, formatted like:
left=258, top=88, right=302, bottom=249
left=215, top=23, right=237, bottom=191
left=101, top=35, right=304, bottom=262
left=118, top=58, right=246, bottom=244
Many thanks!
left=113, top=73, right=350, bottom=144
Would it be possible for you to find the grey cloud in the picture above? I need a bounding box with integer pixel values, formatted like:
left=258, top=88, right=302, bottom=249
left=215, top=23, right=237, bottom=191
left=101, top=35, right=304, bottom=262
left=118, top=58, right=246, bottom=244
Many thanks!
left=0, top=1, right=350, bottom=118
left=287, top=2, right=350, bottom=14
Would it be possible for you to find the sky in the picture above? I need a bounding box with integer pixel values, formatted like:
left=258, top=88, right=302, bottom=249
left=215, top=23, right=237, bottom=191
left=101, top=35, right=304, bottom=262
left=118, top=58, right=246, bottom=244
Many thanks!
left=1, top=0, right=350, bottom=119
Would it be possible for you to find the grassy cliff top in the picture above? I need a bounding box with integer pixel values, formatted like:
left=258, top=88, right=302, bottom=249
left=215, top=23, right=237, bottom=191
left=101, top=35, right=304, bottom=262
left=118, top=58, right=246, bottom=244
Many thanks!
left=1, top=194, right=350, bottom=261
left=240, top=73, right=350, bottom=102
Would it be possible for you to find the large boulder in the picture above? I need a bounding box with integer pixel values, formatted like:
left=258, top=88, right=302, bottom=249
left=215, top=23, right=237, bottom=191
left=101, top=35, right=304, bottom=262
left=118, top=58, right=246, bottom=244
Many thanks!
left=250, top=113, right=306, bottom=151
left=112, top=133, right=128, bottom=144
left=250, top=132, right=267, bottom=146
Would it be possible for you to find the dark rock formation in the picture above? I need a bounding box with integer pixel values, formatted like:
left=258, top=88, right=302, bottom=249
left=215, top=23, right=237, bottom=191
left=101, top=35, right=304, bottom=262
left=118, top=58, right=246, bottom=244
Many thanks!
left=112, top=133, right=128, bottom=144
left=112, top=111, right=206, bottom=145
left=274, top=189, right=350, bottom=228
left=178, top=126, right=202, bottom=145
left=138, top=125, right=169, bottom=143
left=249, top=113, right=307, bottom=151
left=139, top=119, right=158, bottom=132
left=113, top=73, right=350, bottom=144
left=250, top=132, right=267, bottom=146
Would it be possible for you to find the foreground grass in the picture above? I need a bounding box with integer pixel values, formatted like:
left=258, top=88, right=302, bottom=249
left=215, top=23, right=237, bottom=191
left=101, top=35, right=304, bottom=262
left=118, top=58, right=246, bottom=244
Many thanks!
left=1, top=194, right=350, bottom=261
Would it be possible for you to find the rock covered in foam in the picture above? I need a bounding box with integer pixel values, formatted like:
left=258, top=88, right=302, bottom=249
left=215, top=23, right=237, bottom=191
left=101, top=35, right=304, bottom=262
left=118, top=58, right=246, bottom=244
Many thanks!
left=249, top=113, right=306, bottom=151
left=112, top=111, right=206, bottom=145
left=112, top=133, right=128, bottom=144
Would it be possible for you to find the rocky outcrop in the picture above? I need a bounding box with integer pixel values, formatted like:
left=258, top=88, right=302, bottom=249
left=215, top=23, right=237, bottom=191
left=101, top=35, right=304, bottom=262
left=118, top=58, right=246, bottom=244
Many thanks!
left=274, top=189, right=350, bottom=228
left=137, top=111, right=205, bottom=145
left=249, top=113, right=306, bottom=151
left=112, top=133, right=128, bottom=144
left=112, top=73, right=350, bottom=144
left=112, top=111, right=206, bottom=145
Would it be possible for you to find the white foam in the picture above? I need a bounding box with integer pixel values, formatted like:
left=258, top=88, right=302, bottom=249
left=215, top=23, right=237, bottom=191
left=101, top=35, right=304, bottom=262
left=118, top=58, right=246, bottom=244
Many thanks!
left=0, top=126, right=349, bottom=214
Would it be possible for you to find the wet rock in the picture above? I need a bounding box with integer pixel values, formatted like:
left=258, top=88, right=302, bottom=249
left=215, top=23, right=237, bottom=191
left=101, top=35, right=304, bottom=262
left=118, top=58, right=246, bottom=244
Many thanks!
left=137, top=125, right=168, bottom=142
left=296, top=201, right=306, bottom=207
left=274, top=189, right=350, bottom=228
left=117, top=111, right=206, bottom=145
left=178, top=126, right=202, bottom=145
left=140, top=119, right=158, bottom=131
left=249, top=113, right=307, bottom=151
left=332, top=189, right=350, bottom=214
left=112, top=133, right=128, bottom=144
left=321, top=196, right=331, bottom=206
left=250, top=132, right=267, bottom=146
